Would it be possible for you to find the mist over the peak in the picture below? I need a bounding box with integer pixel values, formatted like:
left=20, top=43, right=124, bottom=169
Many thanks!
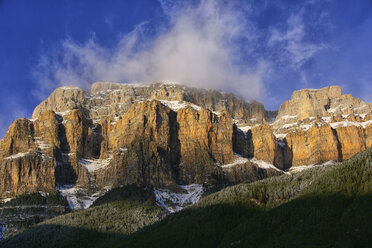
left=31, top=0, right=371, bottom=109
left=1, top=0, right=372, bottom=140
left=33, top=1, right=268, bottom=101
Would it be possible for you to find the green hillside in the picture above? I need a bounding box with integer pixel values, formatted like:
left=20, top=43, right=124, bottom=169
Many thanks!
left=2, top=149, right=372, bottom=248
left=0, top=185, right=165, bottom=248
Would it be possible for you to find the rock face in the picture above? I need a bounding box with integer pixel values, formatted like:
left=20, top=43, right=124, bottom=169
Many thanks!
left=0, top=118, right=57, bottom=198
left=94, top=100, right=234, bottom=188
left=177, top=107, right=233, bottom=184
left=233, top=124, right=292, bottom=170
left=1, top=83, right=252, bottom=199
left=1, top=82, right=372, bottom=200
left=32, top=82, right=273, bottom=125
left=232, top=85, right=372, bottom=168
left=285, top=124, right=340, bottom=166
left=272, top=86, right=372, bottom=135
left=268, top=86, right=372, bottom=166
left=276, top=86, right=342, bottom=121
left=274, top=86, right=371, bottom=123
left=334, top=126, right=366, bottom=160
left=366, top=124, right=372, bottom=148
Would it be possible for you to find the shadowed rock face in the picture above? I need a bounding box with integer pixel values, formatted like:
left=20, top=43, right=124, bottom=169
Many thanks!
left=1, top=83, right=372, bottom=199
left=232, top=124, right=292, bottom=170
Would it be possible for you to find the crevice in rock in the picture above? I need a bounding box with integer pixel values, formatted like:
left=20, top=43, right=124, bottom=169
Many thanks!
left=332, top=128, right=343, bottom=162
left=55, top=118, right=77, bottom=186
left=169, top=110, right=181, bottom=184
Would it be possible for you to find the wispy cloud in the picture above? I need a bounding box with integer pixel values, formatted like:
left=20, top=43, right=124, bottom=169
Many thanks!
left=33, top=1, right=265, bottom=101
left=32, top=0, right=329, bottom=104
left=269, top=13, right=325, bottom=69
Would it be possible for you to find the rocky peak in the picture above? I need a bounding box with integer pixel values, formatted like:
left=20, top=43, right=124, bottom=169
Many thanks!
left=291, top=85, right=342, bottom=100
left=272, top=85, right=372, bottom=137
left=32, top=82, right=273, bottom=125
left=276, top=86, right=343, bottom=123
left=3, top=82, right=372, bottom=206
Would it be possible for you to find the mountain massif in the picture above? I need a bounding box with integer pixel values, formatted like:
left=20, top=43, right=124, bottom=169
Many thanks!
left=1, top=82, right=372, bottom=243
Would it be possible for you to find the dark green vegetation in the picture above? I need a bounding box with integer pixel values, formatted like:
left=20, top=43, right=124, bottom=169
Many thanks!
left=0, top=191, right=67, bottom=208
left=2, top=149, right=372, bottom=248
left=0, top=191, right=69, bottom=240
left=0, top=185, right=165, bottom=248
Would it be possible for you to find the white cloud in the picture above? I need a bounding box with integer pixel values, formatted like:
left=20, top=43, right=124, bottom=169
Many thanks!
left=33, top=0, right=264, bottom=101
left=32, top=0, right=329, bottom=105
left=268, top=12, right=326, bottom=70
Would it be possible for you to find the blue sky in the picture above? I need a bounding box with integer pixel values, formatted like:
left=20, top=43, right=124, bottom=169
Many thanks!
left=0, top=0, right=372, bottom=138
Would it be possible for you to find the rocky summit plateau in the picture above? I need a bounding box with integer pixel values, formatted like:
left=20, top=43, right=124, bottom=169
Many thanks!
left=1, top=82, right=372, bottom=241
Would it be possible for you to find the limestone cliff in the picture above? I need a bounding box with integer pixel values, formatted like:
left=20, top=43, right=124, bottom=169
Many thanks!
left=2, top=82, right=372, bottom=200
left=1, top=93, right=244, bottom=199
left=32, top=82, right=272, bottom=125
left=0, top=118, right=57, bottom=198
left=268, top=85, right=372, bottom=166
left=272, top=86, right=372, bottom=136
left=285, top=124, right=340, bottom=166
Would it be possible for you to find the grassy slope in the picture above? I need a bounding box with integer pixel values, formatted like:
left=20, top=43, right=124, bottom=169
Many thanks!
left=2, top=149, right=372, bottom=248
left=119, top=148, right=372, bottom=248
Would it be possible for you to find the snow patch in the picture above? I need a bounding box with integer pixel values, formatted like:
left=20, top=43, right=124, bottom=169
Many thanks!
left=278, top=115, right=298, bottom=120
left=219, top=154, right=285, bottom=173
left=321, top=117, right=332, bottom=123
left=154, top=184, right=203, bottom=214
left=55, top=110, right=71, bottom=116
left=299, top=123, right=313, bottom=131
left=56, top=185, right=111, bottom=210
left=160, top=100, right=202, bottom=112
left=327, top=107, right=339, bottom=113
left=289, top=160, right=336, bottom=173
left=0, top=198, right=13, bottom=203
left=360, top=120, right=372, bottom=128
left=60, top=86, right=81, bottom=90
left=219, top=154, right=249, bottom=168
left=34, top=137, right=52, bottom=150
left=238, top=126, right=252, bottom=132
left=119, top=148, right=128, bottom=155
left=360, top=113, right=367, bottom=119
left=250, top=158, right=284, bottom=172
left=4, top=152, right=30, bottom=160
left=79, top=157, right=112, bottom=173
left=274, top=133, right=287, bottom=139
left=330, top=120, right=372, bottom=129
left=38, top=191, right=48, bottom=198
left=281, top=123, right=297, bottom=129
